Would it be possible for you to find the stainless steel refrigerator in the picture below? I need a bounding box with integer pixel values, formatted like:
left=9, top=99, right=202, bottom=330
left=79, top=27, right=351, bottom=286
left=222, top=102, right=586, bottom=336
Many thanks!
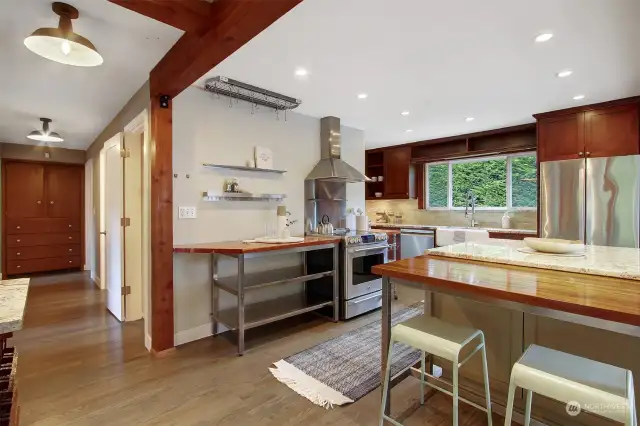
left=540, top=155, right=640, bottom=248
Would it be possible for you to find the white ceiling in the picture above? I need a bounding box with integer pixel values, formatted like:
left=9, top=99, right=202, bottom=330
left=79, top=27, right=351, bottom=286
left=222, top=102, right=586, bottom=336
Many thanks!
left=202, top=0, right=640, bottom=149
left=0, top=0, right=182, bottom=150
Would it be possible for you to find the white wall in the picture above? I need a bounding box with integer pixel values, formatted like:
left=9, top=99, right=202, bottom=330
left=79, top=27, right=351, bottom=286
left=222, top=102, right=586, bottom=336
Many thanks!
left=172, top=86, right=365, bottom=345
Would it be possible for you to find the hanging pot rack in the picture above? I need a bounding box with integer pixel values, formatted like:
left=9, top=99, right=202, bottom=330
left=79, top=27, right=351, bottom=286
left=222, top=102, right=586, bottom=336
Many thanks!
left=204, top=76, right=302, bottom=111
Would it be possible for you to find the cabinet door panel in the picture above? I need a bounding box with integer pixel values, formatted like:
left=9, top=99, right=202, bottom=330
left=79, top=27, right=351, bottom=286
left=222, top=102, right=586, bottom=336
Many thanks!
left=584, top=104, right=639, bottom=158
left=383, top=147, right=412, bottom=198
left=537, top=113, right=584, bottom=162
left=45, top=165, right=82, bottom=218
left=4, top=162, right=45, bottom=218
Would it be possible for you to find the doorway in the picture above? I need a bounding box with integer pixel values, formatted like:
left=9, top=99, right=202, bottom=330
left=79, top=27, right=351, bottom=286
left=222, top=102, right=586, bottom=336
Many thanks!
left=98, top=127, right=145, bottom=323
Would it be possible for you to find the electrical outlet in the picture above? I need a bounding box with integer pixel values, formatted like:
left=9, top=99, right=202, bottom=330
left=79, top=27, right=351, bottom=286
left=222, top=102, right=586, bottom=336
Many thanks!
left=178, top=206, right=197, bottom=219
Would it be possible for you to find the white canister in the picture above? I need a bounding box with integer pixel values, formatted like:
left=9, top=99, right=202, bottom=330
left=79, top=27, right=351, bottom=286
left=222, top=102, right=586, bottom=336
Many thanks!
left=356, top=215, right=369, bottom=231
left=345, top=213, right=356, bottom=231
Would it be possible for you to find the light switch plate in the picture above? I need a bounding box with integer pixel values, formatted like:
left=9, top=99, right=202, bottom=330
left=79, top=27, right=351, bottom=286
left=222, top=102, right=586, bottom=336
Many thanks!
left=178, top=206, right=197, bottom=219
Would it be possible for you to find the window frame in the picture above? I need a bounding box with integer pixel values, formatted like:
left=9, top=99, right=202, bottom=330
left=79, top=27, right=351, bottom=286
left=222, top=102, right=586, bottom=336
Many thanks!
left=424, top=151, right=537, bottom=211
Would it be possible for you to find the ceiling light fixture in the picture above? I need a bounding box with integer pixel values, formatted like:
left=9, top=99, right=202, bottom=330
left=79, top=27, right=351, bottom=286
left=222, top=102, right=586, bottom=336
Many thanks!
left=27, top=118, right=64, bottom=143
left=465, top=117, right=475, bottom=122
left=535, top=33, right=553, bottom=43
left=357, top=93, right=368, bottom=99
left=405, top=129, right=413, bottom=133
left=24, top=2, right=103, bottom=67
left=401, top=111, right=410, bottom=116
left=294, top=68, right=308, bottom=77
left=557, top=70, right=573, bottom=78
left=573, top=94, right=586, bottom=100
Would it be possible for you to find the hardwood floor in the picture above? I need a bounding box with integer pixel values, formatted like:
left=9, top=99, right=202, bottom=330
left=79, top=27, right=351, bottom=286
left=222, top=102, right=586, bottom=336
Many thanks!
left=14, top=272, right=498, bottom=425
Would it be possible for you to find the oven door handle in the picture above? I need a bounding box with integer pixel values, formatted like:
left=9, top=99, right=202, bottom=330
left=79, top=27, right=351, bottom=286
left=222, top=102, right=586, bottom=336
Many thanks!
left=352, top=244, right=394, bottom=253
left=349, top=293, right=383, bottom=305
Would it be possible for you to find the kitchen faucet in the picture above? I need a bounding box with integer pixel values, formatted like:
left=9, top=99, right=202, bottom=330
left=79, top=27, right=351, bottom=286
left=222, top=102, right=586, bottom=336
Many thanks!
left=465, top=190, right=478, bottom=227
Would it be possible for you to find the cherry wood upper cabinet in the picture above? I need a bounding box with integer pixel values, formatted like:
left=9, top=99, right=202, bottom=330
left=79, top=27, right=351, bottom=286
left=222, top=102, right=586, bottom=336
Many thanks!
left=584, top=104, right=640, bottom=158
left=537, top=113, right=584, bottom=162
left=4, top=162, right=46, bottom=218
left=46, top=166, right=83, bottom=218
left=383, top=147, right=415, bottom=199
left=535, top=98, right=640, bottom=162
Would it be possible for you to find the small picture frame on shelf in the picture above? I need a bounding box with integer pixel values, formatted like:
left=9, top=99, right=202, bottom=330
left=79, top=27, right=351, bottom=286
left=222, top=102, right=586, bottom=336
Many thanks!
left=254, top=146, right=273, bottom=169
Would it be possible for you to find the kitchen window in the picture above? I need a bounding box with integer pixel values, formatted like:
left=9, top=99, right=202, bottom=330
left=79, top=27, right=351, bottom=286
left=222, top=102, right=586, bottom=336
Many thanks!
left=425, top=153, right=537, bottom=210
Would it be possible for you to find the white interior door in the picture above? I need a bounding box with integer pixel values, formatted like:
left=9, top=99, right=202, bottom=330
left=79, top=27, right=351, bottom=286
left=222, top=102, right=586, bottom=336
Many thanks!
left=105, top=136, right=125, bottom=321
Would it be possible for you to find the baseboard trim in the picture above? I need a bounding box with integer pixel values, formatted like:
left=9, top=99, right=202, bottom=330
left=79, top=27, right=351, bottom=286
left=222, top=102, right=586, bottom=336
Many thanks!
left=174, top=323, right=228, bottom=346
left=94, top=276, right=101, bottom=289
left=145, top=333, right=152, bottom=351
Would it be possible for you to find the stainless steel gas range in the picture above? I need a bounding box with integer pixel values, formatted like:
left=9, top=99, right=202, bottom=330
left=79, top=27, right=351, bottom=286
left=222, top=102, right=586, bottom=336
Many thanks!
left=306, top=229, right=393, bottom=319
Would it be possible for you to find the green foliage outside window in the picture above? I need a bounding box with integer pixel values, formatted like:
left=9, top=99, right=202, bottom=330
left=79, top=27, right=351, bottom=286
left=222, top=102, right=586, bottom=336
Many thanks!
left=452, top=159, right=506, bottom=207
left=511, top=156, right=537, bottom=207
left=427, top=164, right=448, bottom=207
left=427, top=154, right=537, bottom=208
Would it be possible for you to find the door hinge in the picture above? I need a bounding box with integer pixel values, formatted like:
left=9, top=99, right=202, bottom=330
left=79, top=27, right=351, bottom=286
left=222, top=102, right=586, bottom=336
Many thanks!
left=121, top=286, right=131, bottom=296
left=121, top=217, right=131, bottom=227
left=120, top=148, right=130, bottom=158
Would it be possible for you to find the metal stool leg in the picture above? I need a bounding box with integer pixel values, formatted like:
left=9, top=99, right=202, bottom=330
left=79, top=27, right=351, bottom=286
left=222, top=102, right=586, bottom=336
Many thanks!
left=524, top=390, right=533, bottom=426
left=379, top=339, right=395, bottom=426
left=503, top=374, right=517, bottom=426
left=479, top=333, right=493, bottom=426
left=452, top=355, right=459, bottom=426
left=420, top=351, right=426, bottom=405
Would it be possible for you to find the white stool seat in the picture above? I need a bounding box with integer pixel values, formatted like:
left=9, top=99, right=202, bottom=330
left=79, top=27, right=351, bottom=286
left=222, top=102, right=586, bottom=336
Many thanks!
left=380, top=314, right=492, bottom=426
left=504, top=345, right=637, bottom=426
left=393, top=315, right=481, bottom=361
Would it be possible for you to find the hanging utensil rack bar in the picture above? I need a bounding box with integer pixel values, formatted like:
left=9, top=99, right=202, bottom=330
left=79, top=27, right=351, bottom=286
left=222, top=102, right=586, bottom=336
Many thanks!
left=204, top=76, right=302, bottom=111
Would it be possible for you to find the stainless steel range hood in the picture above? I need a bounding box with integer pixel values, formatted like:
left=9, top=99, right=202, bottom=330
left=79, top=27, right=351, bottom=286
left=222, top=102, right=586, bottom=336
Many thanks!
left=305, top=116, right=370, bottom=183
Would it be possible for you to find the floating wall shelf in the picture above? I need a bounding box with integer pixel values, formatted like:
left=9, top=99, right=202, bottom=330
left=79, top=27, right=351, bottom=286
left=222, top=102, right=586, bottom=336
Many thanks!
left=203, top=163, right=287, bottom=174
left=203, top=192, right=286, bottom=202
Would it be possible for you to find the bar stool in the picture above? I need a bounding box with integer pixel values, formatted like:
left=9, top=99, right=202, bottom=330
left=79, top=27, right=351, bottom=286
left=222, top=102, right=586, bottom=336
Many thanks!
left=379, top=315, right=493, bottom=426
left=504, top=345, right=637, bottom=426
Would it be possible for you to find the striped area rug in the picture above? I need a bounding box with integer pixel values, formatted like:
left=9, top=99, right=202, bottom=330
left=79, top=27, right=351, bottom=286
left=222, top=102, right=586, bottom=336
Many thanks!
left=269, top=303, right=423, bottom=408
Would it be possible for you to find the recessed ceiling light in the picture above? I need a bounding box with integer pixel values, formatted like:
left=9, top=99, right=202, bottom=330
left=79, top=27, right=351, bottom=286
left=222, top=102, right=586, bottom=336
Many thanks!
left=573, top=94, right=586, bottom=100
left=357, top=93, right=368, bottom=99
left=294, top=68, right=308, bottom=77
left=535, top=33, right=553, bottom=43
left=401, top=111, right=410, bottom=116
left=557, top=70, right=573, bottom=78
left=405, top=129, right=413, bottom=133
left=465, top=117, right=475, bottom=122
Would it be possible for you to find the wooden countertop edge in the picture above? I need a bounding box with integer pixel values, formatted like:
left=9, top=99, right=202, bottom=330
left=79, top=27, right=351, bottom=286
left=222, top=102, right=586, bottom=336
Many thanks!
left=173, top=237, right=341, bottom=254
left=372, top=257, right=640, bottom=327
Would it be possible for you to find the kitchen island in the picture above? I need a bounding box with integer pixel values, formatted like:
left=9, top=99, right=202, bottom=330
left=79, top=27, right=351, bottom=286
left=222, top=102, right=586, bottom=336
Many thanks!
left=372, top=244, right=640, bottom=426
left=174, top=236, right=340, bottom=355
left=0, top=278, right=29, bottom=426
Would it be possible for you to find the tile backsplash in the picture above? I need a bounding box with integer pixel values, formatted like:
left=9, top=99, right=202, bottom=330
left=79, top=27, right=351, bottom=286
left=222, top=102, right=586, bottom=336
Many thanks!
left=366, top=199, right=537, bottom=230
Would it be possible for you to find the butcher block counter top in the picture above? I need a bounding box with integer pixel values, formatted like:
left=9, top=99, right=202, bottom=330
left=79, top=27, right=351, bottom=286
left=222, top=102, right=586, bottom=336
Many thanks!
left=372, top=255, right=640, bottom=326
left=173, top=236, right=340, bottom=255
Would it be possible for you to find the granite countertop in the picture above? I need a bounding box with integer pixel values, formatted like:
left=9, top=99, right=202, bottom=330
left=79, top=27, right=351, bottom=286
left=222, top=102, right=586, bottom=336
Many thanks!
left=0, top=278, right=30, bottom=335
left=428, top=241, right=640, bottom=281
left=372, top=223, right=537, bottom=235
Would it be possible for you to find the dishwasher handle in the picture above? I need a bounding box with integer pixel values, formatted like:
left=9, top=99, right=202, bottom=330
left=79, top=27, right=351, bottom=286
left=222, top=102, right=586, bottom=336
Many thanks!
left=400, top=229, right=435, bottom=235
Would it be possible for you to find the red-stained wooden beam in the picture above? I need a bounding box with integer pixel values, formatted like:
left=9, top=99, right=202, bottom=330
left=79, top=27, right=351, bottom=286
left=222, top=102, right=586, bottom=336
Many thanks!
left=144, top=0, right=302, bottom=353
left=108, top=0, right=211, bottom=32
left=150, top=0, right=303, bottom=97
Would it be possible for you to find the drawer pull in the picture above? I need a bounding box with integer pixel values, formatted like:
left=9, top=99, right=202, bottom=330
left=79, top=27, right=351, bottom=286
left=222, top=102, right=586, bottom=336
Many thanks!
left=50, top=201, right=55, bottom=205
left=16, top=253, right=20, bottom=256
left=69, top=237, right=73, bottom=240
left=37, top=200, right=41, bottom=204
left=69, top=224, right=72, bottom=228
left=16, top=266, right=20, bottom=269
left=68, top=261, right=73, bottom=264
left=16, top=226, right=20, bottom=230
left=16, top=239, right=20, bottom=243
left=68, top=249, right=73, bottom=252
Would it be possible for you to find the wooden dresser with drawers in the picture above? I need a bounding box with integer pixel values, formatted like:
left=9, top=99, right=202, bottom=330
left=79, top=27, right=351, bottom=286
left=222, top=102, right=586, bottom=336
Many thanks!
left=2, top=161, right=83, bottom=276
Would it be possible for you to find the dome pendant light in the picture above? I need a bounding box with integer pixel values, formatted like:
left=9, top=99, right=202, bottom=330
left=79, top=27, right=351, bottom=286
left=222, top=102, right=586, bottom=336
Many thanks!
left=27, top=118, right=64, bottom=143
left=24, top=2, right=103, bottom=67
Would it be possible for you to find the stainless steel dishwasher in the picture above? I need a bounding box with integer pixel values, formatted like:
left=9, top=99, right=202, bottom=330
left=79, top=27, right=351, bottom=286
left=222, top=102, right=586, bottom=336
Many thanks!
left=400, top=229, right=435, bottom=258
